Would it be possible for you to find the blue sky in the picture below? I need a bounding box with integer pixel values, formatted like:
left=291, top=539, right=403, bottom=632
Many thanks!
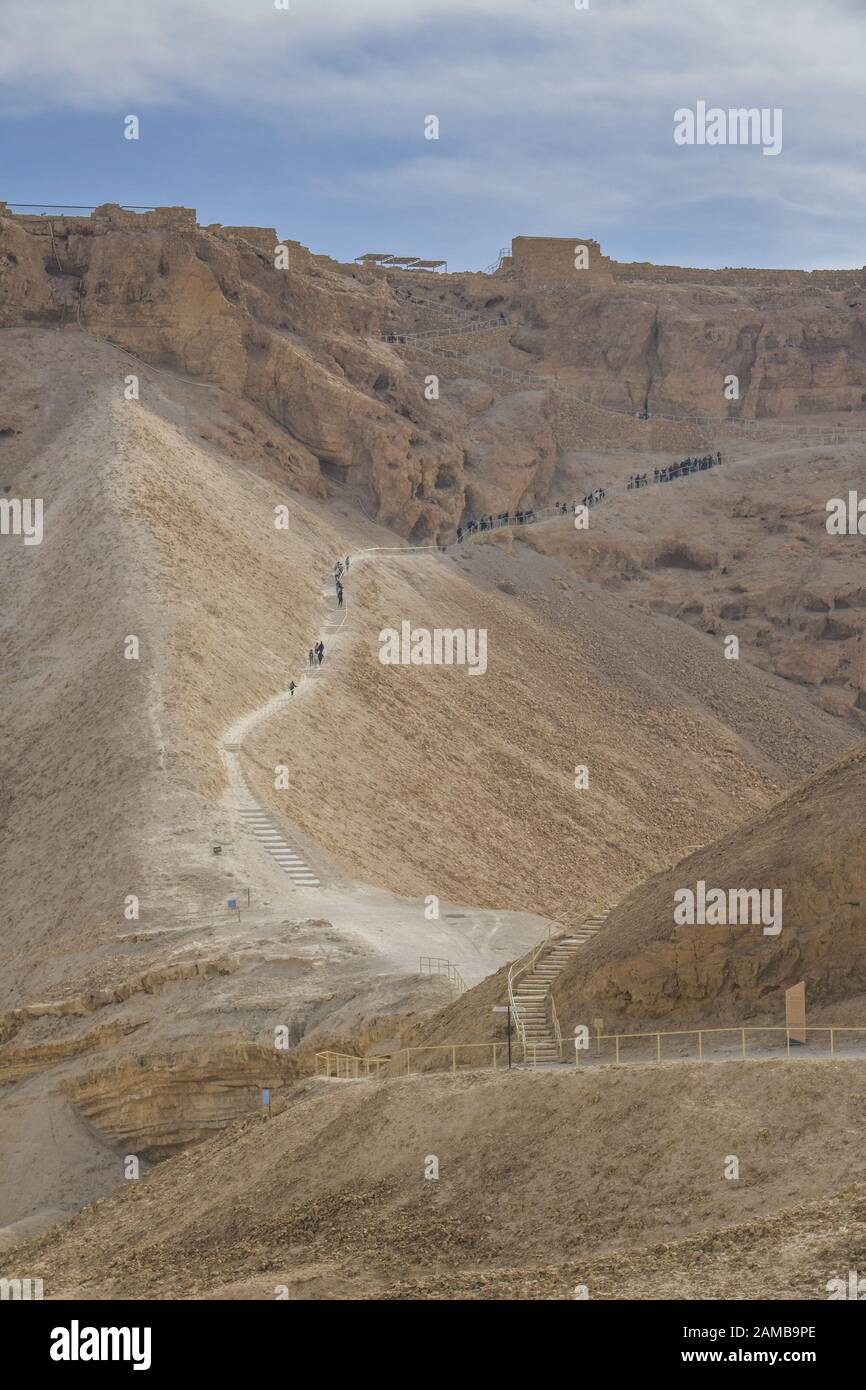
left=1, top=0, right=865, bottom=271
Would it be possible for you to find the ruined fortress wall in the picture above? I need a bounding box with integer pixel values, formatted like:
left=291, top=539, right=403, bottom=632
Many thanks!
left=91, top=204, right=198, bottom=229
left=505, top=229, right=866, bottom=292
left=510, top=236, right=615, bottom=284
left=209, top=225, right=279, bottom=255
left=615, top=262, right=866, bottom=290
left=0, top=203, right=198, bottom=235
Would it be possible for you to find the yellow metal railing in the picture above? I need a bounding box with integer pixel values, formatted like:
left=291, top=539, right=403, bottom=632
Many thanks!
left=574, top=1026, right=866, bottom=1067
left=389, top=1043, right=506, bottom=1075
left=506, top=911, right=606, bottom=1060
left=551, top=994, right=563, bottom=1060
left=316, top=1029, right=866, bottom=1082
left=506, top=925, right=562, bottom=1055
left=418, top=957, right=467, bottom=993
left=314, top=1051, right=390, bottom=1080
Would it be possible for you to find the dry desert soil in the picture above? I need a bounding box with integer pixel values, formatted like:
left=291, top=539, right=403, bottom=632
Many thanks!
left=2, top=203, right=866, bottom=1299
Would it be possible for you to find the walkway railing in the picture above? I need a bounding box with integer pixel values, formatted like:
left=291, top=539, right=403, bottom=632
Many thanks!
left=382, top=317, right=507, bottom=344
left=577, top=1025, right=866, bottom=1067
left=551, top=995, right=563, bottom=1058
left=315, top=1028, right=866, bottom=1081
left=314, top=1051, right=390, bottom=1079
left=389, top=1043, right=506, bottom=1074
left=419, top=957, right=467, bottom=993
left=506, top=924, right=565, bottom=1057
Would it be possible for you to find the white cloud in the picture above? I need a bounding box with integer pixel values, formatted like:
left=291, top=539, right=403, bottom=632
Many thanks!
left=2, top=0, right=865, bottom=266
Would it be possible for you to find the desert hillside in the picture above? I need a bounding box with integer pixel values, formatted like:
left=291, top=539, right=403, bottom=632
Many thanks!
left=407, top=739, right=866, bottom=1055
left=3, top=203, right=866, bottom=1303
left=7, top=1061, right=866, bottom=1300
left=549, top=739, right=866, bottom=1031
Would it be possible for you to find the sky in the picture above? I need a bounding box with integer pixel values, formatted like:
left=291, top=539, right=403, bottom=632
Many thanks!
left=1, top=0, right=864, bottom=272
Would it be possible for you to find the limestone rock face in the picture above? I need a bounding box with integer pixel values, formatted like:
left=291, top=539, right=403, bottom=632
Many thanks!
left=68, top=1043, right=297, bottom=1160
left=0, top=205, right=553, bottom=539
left=5, top=203, right=866, bottom=538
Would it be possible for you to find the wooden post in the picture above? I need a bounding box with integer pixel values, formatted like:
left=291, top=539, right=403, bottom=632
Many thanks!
left=785, top=982, right=806, bottom=1045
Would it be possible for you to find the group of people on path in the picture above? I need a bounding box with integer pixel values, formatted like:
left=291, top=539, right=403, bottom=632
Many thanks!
left=638, top=452, right=722, bottom=488
left=334, top=555, right=350, bottom=607
left=457, top=508, right=537, bottom=542
left=453, top=451, right=724, bottom=545
left=288, top=558, right=352, bottom=697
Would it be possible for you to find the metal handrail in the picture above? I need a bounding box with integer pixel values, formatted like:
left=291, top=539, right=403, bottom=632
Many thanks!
left=550, top=993, right=563, bottom=1060
left=506, top=926, right=563, bottom=1057
left=316, top=1027, right=866, bottom=1082
left=419, top=957, right=467, bottom=993
left=314, top=1050, right=390, bottom=1079
left=382, top=317, right=507, bottom=344
left=575, top=1025, right=866, bottom=1067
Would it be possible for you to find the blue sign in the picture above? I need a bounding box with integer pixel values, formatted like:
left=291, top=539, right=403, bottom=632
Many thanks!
left=262, top=1089, right=270, bottom=1106
left=228, top=899, right=237, bottom=910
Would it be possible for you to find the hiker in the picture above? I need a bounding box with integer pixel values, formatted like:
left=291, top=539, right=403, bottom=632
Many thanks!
left=337, top=584, right=344, bottom=608
left=345, top=555, right=351, bottom=569
left=317, top=643, right=325, bottom=665
left=289, top=680, right=297, bottom=697
left=308, top=648, right=315, bottom=668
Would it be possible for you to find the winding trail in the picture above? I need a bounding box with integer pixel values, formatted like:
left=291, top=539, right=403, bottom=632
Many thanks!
left=217, top=450, right=746, bottom=904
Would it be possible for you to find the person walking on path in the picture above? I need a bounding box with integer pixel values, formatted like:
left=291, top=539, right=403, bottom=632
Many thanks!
left=316, top=642, right=325, bottom=665
left=336, top=582, right=344, bottom=608
left=289, top=680, right=297, bottom=697
left=308, top=648, right=315, bottom=668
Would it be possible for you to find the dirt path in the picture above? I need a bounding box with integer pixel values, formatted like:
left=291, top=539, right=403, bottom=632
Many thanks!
left=218, top=552, right=555, bottom=982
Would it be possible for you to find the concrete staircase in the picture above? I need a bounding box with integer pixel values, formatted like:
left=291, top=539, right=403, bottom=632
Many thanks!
left=511, top=911, right=610, bottom=1064
left=237, top=806, right=321, bottom=888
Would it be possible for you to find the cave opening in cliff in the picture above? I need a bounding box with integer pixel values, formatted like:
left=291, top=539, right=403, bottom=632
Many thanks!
left=317, top=458, right=349, bottom=485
